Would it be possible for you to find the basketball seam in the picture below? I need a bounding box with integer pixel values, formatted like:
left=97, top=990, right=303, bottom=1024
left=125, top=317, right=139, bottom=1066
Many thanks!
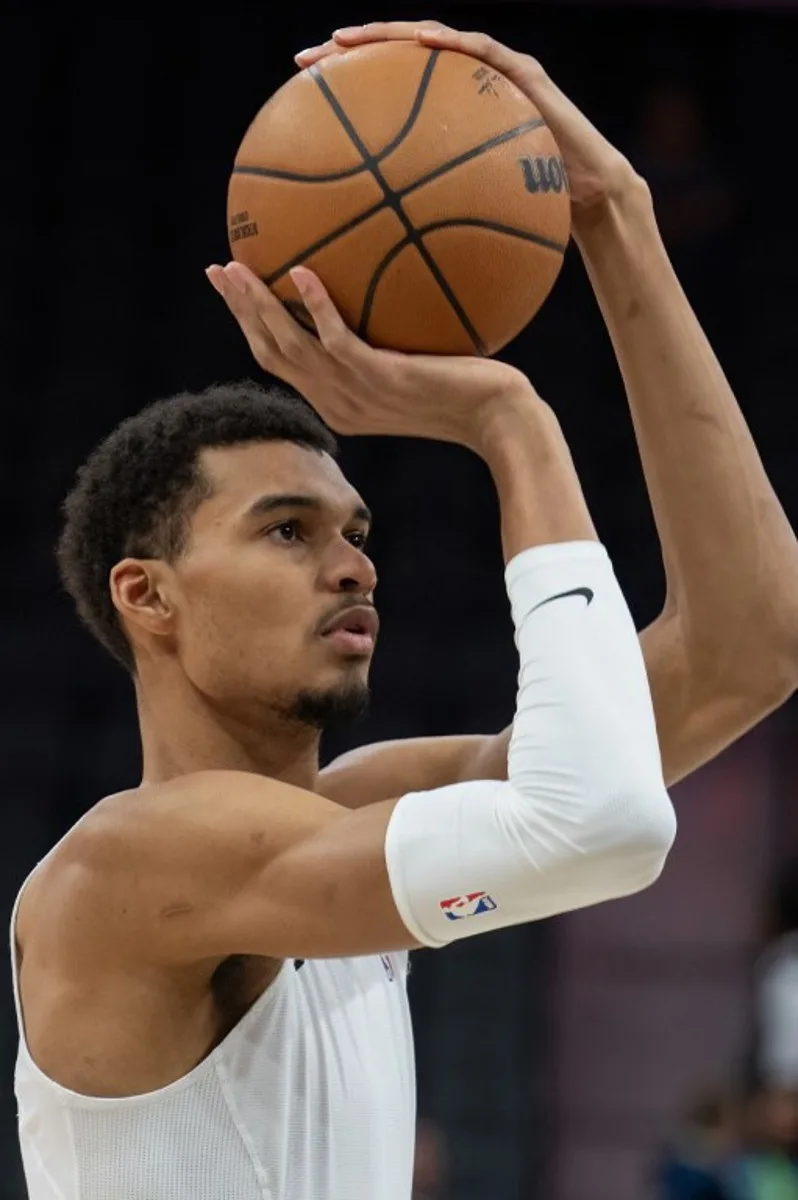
left=264, top=200, right=386, bottom=287
left=371, top=48, right=442, bottom=164
left=233, top=50, right=441, bottom=185
left=358, top=219, right=567, bottom=340
left=418, top=218, right=567, bottom=254
left=233, top=162, right=369, bottom=184
left=309, top=57, right=487, bottom=354
left=243, top=54, right=566, bottom=350
left=358, top=235, right=412, bottom=338
left=397, top=119, right=544, bottom=199
left=261, top=118, right=550, bottom=289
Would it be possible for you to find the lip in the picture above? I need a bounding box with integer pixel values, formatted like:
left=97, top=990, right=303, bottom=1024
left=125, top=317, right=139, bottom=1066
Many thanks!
left=323, top=628, right=375, bottom=656
left=320, top=605, right=379, bottom=656
left=320, top=605, right=379, bottom=640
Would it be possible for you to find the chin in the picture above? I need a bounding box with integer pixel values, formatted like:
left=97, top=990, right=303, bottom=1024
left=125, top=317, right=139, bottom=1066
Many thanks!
left=279, top=677, right=371, bottom=731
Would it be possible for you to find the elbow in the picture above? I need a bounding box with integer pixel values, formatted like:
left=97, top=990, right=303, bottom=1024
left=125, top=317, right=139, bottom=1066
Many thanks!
left=756, top=638, right=798, bottom=709
left=592, top=779, right=677, bottom=901
left=638, top=774, right=677, bottom=863
left=621, top=798, right=676, bottom=893
left=617, top=781, right=677, bottom=893
left=737, top=609, right=798, bottom=709
left=763, top=584, right=798, bottom=698
left=717, top=604, right=798, bottom=714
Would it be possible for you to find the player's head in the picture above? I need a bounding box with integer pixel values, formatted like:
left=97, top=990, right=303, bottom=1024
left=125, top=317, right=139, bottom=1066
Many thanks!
left=57, top=382, right=377, bottom=730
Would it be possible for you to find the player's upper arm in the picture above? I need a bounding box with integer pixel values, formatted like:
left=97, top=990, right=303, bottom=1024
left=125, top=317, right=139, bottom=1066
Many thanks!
left=319, top=612, right=792, bottom=807
left=63, top=772, right=420, bottom=965
left=639, top=613, right=791, bottom=786
left=319, top=735, right=499, bottom=808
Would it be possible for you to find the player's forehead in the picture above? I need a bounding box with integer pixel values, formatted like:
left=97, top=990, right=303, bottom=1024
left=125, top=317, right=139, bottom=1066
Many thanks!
left=194, top=441, right=365, bottom=527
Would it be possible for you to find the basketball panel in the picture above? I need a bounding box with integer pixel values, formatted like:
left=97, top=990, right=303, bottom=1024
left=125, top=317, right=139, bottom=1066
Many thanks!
left=377, top=47, right=543, bottom=192
left=227, top=172, right=384, bottom=281
left=234, top=71, right=366, bottom=174
left=365, top=243, right=476, bottom=354
left=313, top=43, right=442, bottom=158
left=269, top=208, right=408, bottom=336
left=422, top=225, right=565, bottom=355
left=400, top=124, right=571, bottom=248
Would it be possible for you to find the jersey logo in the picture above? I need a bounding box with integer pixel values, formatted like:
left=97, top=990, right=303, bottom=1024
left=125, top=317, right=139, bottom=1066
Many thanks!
left=439, top=891, right=497, bottom=921
left=380, top=953, right=396, bottom=982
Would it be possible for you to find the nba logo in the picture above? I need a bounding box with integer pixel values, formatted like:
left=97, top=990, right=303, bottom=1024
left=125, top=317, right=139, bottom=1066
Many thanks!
left=439, top=891, right=497, bottom=921
left=379, top=954, right=396, bottom=982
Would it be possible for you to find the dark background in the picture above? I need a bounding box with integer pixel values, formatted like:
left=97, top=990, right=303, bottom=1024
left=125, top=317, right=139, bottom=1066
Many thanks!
left=1, top=3, right=797, bottom=1198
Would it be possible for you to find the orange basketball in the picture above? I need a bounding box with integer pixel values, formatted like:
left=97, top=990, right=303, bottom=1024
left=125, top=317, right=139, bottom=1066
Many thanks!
left=227, top=41, right=571, bottom=356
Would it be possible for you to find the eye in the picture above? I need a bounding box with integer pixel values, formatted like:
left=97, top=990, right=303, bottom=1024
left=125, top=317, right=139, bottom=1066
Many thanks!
left=266, top=519, right=304, bottom=545
left=346, top=530, right=370, bottom=551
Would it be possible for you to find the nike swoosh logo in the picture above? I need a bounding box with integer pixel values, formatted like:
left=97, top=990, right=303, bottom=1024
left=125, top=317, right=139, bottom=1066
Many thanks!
left=531, top=586, right=594, bottom=613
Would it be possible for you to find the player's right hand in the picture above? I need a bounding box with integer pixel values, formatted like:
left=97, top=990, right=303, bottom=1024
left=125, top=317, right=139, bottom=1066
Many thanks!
left=206, top=260, right=535, bottom=452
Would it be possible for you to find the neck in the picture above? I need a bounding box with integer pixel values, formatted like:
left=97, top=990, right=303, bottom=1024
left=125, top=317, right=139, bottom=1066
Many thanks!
left=136, top=667, right=321, bottom=793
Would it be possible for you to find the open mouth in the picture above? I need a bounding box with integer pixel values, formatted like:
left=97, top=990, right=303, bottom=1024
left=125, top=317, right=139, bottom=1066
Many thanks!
left=321, top=606, right=379, bottom=654
left=338, top=620, right=369, bottom=636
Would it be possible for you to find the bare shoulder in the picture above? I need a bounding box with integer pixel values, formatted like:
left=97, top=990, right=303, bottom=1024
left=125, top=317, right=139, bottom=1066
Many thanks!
left=21, top=766, right=414, bottom=975
left=15, top=770, right=413, bottom=1094
left=16, top=790, right=145, bottom=967
left=19, top=770, right=343, bottom=966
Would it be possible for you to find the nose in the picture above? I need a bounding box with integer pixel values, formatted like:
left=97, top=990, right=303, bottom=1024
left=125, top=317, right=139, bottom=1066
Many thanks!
left=322, top=538, right=377, bottom=596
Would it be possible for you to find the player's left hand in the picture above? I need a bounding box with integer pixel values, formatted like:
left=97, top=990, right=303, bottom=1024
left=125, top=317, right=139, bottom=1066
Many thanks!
left=206, top=261, right=533, bottom=451
left=294, top=21, right=644, bottom=229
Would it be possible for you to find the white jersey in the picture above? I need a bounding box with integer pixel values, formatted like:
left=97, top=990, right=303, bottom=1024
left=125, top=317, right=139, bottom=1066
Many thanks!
left=10, top=850, right=416, bottom=1200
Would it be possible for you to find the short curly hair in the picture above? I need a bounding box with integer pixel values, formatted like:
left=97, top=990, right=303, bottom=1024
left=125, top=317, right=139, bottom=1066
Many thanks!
left=57, top=381, right=337, bottom=670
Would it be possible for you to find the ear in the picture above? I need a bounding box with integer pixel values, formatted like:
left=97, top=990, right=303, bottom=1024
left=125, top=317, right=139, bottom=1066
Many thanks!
left=110, top=558, right=176, bottom=642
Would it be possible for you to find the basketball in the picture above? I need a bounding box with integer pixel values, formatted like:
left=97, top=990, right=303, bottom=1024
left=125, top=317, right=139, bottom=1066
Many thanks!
left=227, top=41, right=571, bottom=356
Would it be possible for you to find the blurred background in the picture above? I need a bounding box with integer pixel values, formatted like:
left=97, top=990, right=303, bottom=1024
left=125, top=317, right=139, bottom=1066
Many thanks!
left=2, top=2, right=797, bottom=1198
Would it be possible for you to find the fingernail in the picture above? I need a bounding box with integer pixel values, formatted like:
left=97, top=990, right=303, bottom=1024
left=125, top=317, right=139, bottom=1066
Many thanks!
left=289, top=266, right=310, bottom=292
left=224, top=263, right=248, bottom=295
left=332, top=26, right=363, bottom=38
left=205, top=267, right=225, bottom=296
left=295, top=45, right=321, bottom=60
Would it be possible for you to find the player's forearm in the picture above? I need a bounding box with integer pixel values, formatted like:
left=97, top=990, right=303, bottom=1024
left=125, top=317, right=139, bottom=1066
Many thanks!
left=386, top=541, right=676, bottom=947
left=576, top=183, right=798, bottom=694
left=475, top=394, right=597, bottom=561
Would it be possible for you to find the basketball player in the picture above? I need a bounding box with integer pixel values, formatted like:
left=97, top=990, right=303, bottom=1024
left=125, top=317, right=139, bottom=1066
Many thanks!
left=11, top=22, right=798, bottom=1200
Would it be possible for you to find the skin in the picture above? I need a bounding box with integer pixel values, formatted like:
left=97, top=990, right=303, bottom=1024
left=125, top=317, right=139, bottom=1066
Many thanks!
left=15, top=22, right=798, bottom=1102
left=125, top=439, right=378, bottom=791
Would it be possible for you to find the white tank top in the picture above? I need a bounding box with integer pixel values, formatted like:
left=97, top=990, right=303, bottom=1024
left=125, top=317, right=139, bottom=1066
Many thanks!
left=10, top=839, right=417, bottom=1200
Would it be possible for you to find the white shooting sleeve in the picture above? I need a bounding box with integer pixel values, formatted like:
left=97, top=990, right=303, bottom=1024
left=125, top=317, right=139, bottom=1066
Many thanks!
left=384, top=541, right=676, bottom=948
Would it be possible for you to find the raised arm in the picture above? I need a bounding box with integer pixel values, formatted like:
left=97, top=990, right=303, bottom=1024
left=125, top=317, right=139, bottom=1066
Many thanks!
left=61, top=256, right=674, bottom=968
left=58, top=385, right=673, bottom=964
left=306, top=22, right=798, bottom=802
left=576, top=179, right=798, bottom=779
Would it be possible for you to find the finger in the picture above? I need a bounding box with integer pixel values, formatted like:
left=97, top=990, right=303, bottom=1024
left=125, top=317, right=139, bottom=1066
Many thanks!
left=206, top=264, right=227, bottom=298
left=290, top=267, right=365, bottom=363
left=329, top=20, right=449, bottom=47
left=417, top=26, right=523, bottom=74
left=294, top=39, right=342, bottom=68
left=206, top=265, right=280, bottom=367
left=431, top=27, right=552, bottom=107
left=223, top=263, right=318, bottom=365
left=295, top=22, right=446, bottom=66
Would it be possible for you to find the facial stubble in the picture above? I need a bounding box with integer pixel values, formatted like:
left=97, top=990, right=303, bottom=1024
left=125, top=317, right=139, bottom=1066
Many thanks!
left=279, top=677, right=371, bottom=732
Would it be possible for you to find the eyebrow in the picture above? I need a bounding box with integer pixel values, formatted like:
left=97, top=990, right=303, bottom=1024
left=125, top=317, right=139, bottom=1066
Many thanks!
left=245, top=493, right=372, bottom=525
